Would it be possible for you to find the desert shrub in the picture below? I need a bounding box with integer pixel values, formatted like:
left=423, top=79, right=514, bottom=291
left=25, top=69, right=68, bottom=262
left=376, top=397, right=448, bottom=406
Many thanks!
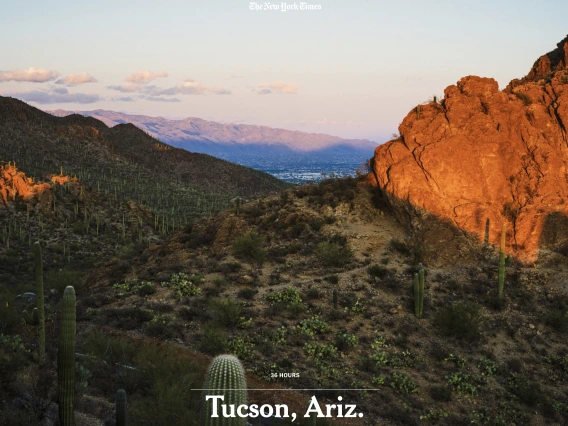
left=316, top=242, right=353, bottom=267
left=324, top=275, right=339, bottom=284
left=232, top=233, right=266, bottom=265
left=334, top=332, right=358, bottom=351
left=267, top=287, right=302, bottom=306
left=434, top=302, right=485, bottom=341
left=130, top=344, right=206, bottom=425
left=514, top=91, right=532, bottom=105
left=368, top=264, right=388, bottom=279
left=544, top=308, right=568, bottom=333
left=390, top=372, right=419, bottom=395
left=507, top=374, right=540, bottom=407
left=305, top=288, right=320, bottom=299
left=200, top=324, right=228, bottom=355
left=208, top=298, right=242, bottom=328
left=237, top=288, right=258, bottom=300
left=161, top=273, right=202, bottom=298
left=178, top=306, right=196, bottom=321
left=45, top=268, right=84, bottom=294
left=389, top=238, right=411, bottom=256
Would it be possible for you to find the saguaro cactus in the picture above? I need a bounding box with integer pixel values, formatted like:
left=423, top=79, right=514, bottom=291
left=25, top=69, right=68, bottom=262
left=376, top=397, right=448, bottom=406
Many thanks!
left=498, top=224, right=506, bottom=299
left=201, top=354, right=247, bottom=426
left=58, top=286, right=76, bottom=426
left=484, top=219, right=490, bottom=244
left=34, top=242, right=45, bottom=364
left=332, top=289, right=338, bottom=310
left=414, top=268, right=425, bottom=318
left=116, top=389, right=127, bottom=426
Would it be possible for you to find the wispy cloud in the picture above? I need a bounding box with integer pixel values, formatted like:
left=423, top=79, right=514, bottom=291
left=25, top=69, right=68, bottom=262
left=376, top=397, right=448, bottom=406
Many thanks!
left=257, top=81, right=301, bottom=95
left=125, top=70, right=168, bottom=83
left=107, top=84, right=145, bottom=93
left=55, top=72, right=98, bottom=85
left=139, top=95, right=181, bottom=103
left=0, top=67, right=59, bottom=83
left=9, top=87, right=101, bottom=104
left=146, top=79, right=231, bottom=96
left=112, top=96, right=136, bottom=102
left=224, top=75, right=244, bottom=80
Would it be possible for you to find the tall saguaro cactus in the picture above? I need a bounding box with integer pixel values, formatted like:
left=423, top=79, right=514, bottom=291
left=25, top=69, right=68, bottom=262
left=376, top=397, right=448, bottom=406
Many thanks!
left=414, top=268, right=425, bottom=318
left=58, top=286, right=76, bottom=426
left=34, top=242, right=45, bottom=364
left=116, top=389, right=127, bottom=426
left=201, top=355, right=247, bottom=426
left=484, top=218, right=490, bottom=244
left=498, top=224, right=506, bottom=299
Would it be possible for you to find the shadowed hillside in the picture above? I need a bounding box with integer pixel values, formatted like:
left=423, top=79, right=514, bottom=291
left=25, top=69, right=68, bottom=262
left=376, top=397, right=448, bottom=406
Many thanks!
left=0, top=96, right=291, bottom=226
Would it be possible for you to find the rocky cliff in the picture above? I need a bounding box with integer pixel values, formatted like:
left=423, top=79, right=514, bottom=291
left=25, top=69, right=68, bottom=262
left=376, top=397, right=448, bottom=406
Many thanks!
left=370, top=35, right=568, bottom=263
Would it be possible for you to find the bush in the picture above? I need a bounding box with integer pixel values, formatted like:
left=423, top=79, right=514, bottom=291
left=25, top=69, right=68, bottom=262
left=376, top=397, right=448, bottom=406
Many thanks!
left=367, top=265, right=388, bottom=279
left=434, top=302, right=485, bottom=341
left=268, top=287, right=302, bottom=306
left=45, top=268, right=84, bottom=294
left=544, top=308, right=568, bottom=333
left=161, top=273, right=202, bottom=298
left=209, top=298, right=242, bottom=328
left=232, top=233, right=266, bottom=265
left=237, top=288, right=258, bottom=300
left=200, top=324, right=228, bottom=355
left=316, top=242, right=353, bottom=268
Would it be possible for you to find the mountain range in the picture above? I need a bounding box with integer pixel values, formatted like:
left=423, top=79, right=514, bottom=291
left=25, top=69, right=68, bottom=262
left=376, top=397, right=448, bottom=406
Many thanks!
left=47, top=109, right=378, bottom=157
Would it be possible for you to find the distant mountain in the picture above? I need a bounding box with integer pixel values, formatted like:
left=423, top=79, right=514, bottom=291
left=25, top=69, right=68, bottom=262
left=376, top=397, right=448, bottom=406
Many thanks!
left=47, top=109, right=378, bottom=157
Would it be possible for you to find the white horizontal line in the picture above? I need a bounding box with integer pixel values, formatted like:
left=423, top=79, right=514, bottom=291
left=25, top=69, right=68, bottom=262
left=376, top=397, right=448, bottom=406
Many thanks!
left=191, top=389, right=380, bottom=391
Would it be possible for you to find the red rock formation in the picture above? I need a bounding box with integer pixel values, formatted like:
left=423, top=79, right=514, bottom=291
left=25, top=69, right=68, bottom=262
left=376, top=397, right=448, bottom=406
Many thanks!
left=370, top=36, right=568, bottom=263
left=0, top=164, right=51, bottom=207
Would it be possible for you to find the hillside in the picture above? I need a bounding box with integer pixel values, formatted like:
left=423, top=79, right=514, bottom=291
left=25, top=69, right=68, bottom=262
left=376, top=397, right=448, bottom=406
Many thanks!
left=47, top=109, right=378, bottom=157
left=369, top=35, right=568, bottom=265
left=0, top=95, right=290, bottom=226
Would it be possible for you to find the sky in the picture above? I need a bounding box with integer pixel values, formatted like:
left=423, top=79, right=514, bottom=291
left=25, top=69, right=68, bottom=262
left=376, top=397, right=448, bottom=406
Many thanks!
left=1, top=0, right=567, bottom=142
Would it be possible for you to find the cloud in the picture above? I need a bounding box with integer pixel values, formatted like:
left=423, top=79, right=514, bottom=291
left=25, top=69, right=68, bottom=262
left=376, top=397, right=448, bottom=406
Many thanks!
left=10, top=87, right=101, bottom=104
left=112, top=96, right=136, bottom=102
left=0, top=67, right=59, bottom=83
left=107, top=84, right=145, bottom=93
left=146, top=79, right=231, bottom=96
left=257, top=81, right=301, bottom=94
left=125, top=70, right=168, bottom=83
left=224, top=75, right=244, bottom=80
left=139, top=95, right=181, bottom=103
left=55, top=72, right=98, bottom=85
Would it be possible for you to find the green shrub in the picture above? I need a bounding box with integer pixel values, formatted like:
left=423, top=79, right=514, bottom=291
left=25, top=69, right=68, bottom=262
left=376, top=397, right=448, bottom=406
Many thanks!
left=161, top=273, right=202, bottom=298
left=209, top=298, right=242, bottom=328
left=237, top=288, right=258, bottom=300
left=367, top=265, right=388, bottom=279
left=390, top=372, right=419, bottom=395
left=434, top=302, right=485, bottom=341
left=267, top=287, right=302, bottom=306
left=316, top=242, right=353, bottom=267
left=334, top=332, right=358, bottom=351
left=232, top=233, right=266, bottom=265
left=200, top=325, right=229, bottom=355
left=45, top=269, right=84, bottom=294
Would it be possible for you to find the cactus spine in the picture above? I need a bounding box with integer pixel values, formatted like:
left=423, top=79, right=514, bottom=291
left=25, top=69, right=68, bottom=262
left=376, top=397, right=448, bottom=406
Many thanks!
left=498, top=224, right=506, bottom=299
left=34, top=242, right=45, bottom=364
left=58, top=286, right=76, bottom=426
left=414, top=267, right=425, bottom=318
left=116, top=389, right=127, bottom=426
left=201, top=355, right=247, bottom=426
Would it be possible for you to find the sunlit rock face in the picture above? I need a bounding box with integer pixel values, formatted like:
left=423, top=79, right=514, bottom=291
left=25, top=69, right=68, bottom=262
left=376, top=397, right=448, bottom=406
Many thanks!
left=370, top=36, right=568, bottom=263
